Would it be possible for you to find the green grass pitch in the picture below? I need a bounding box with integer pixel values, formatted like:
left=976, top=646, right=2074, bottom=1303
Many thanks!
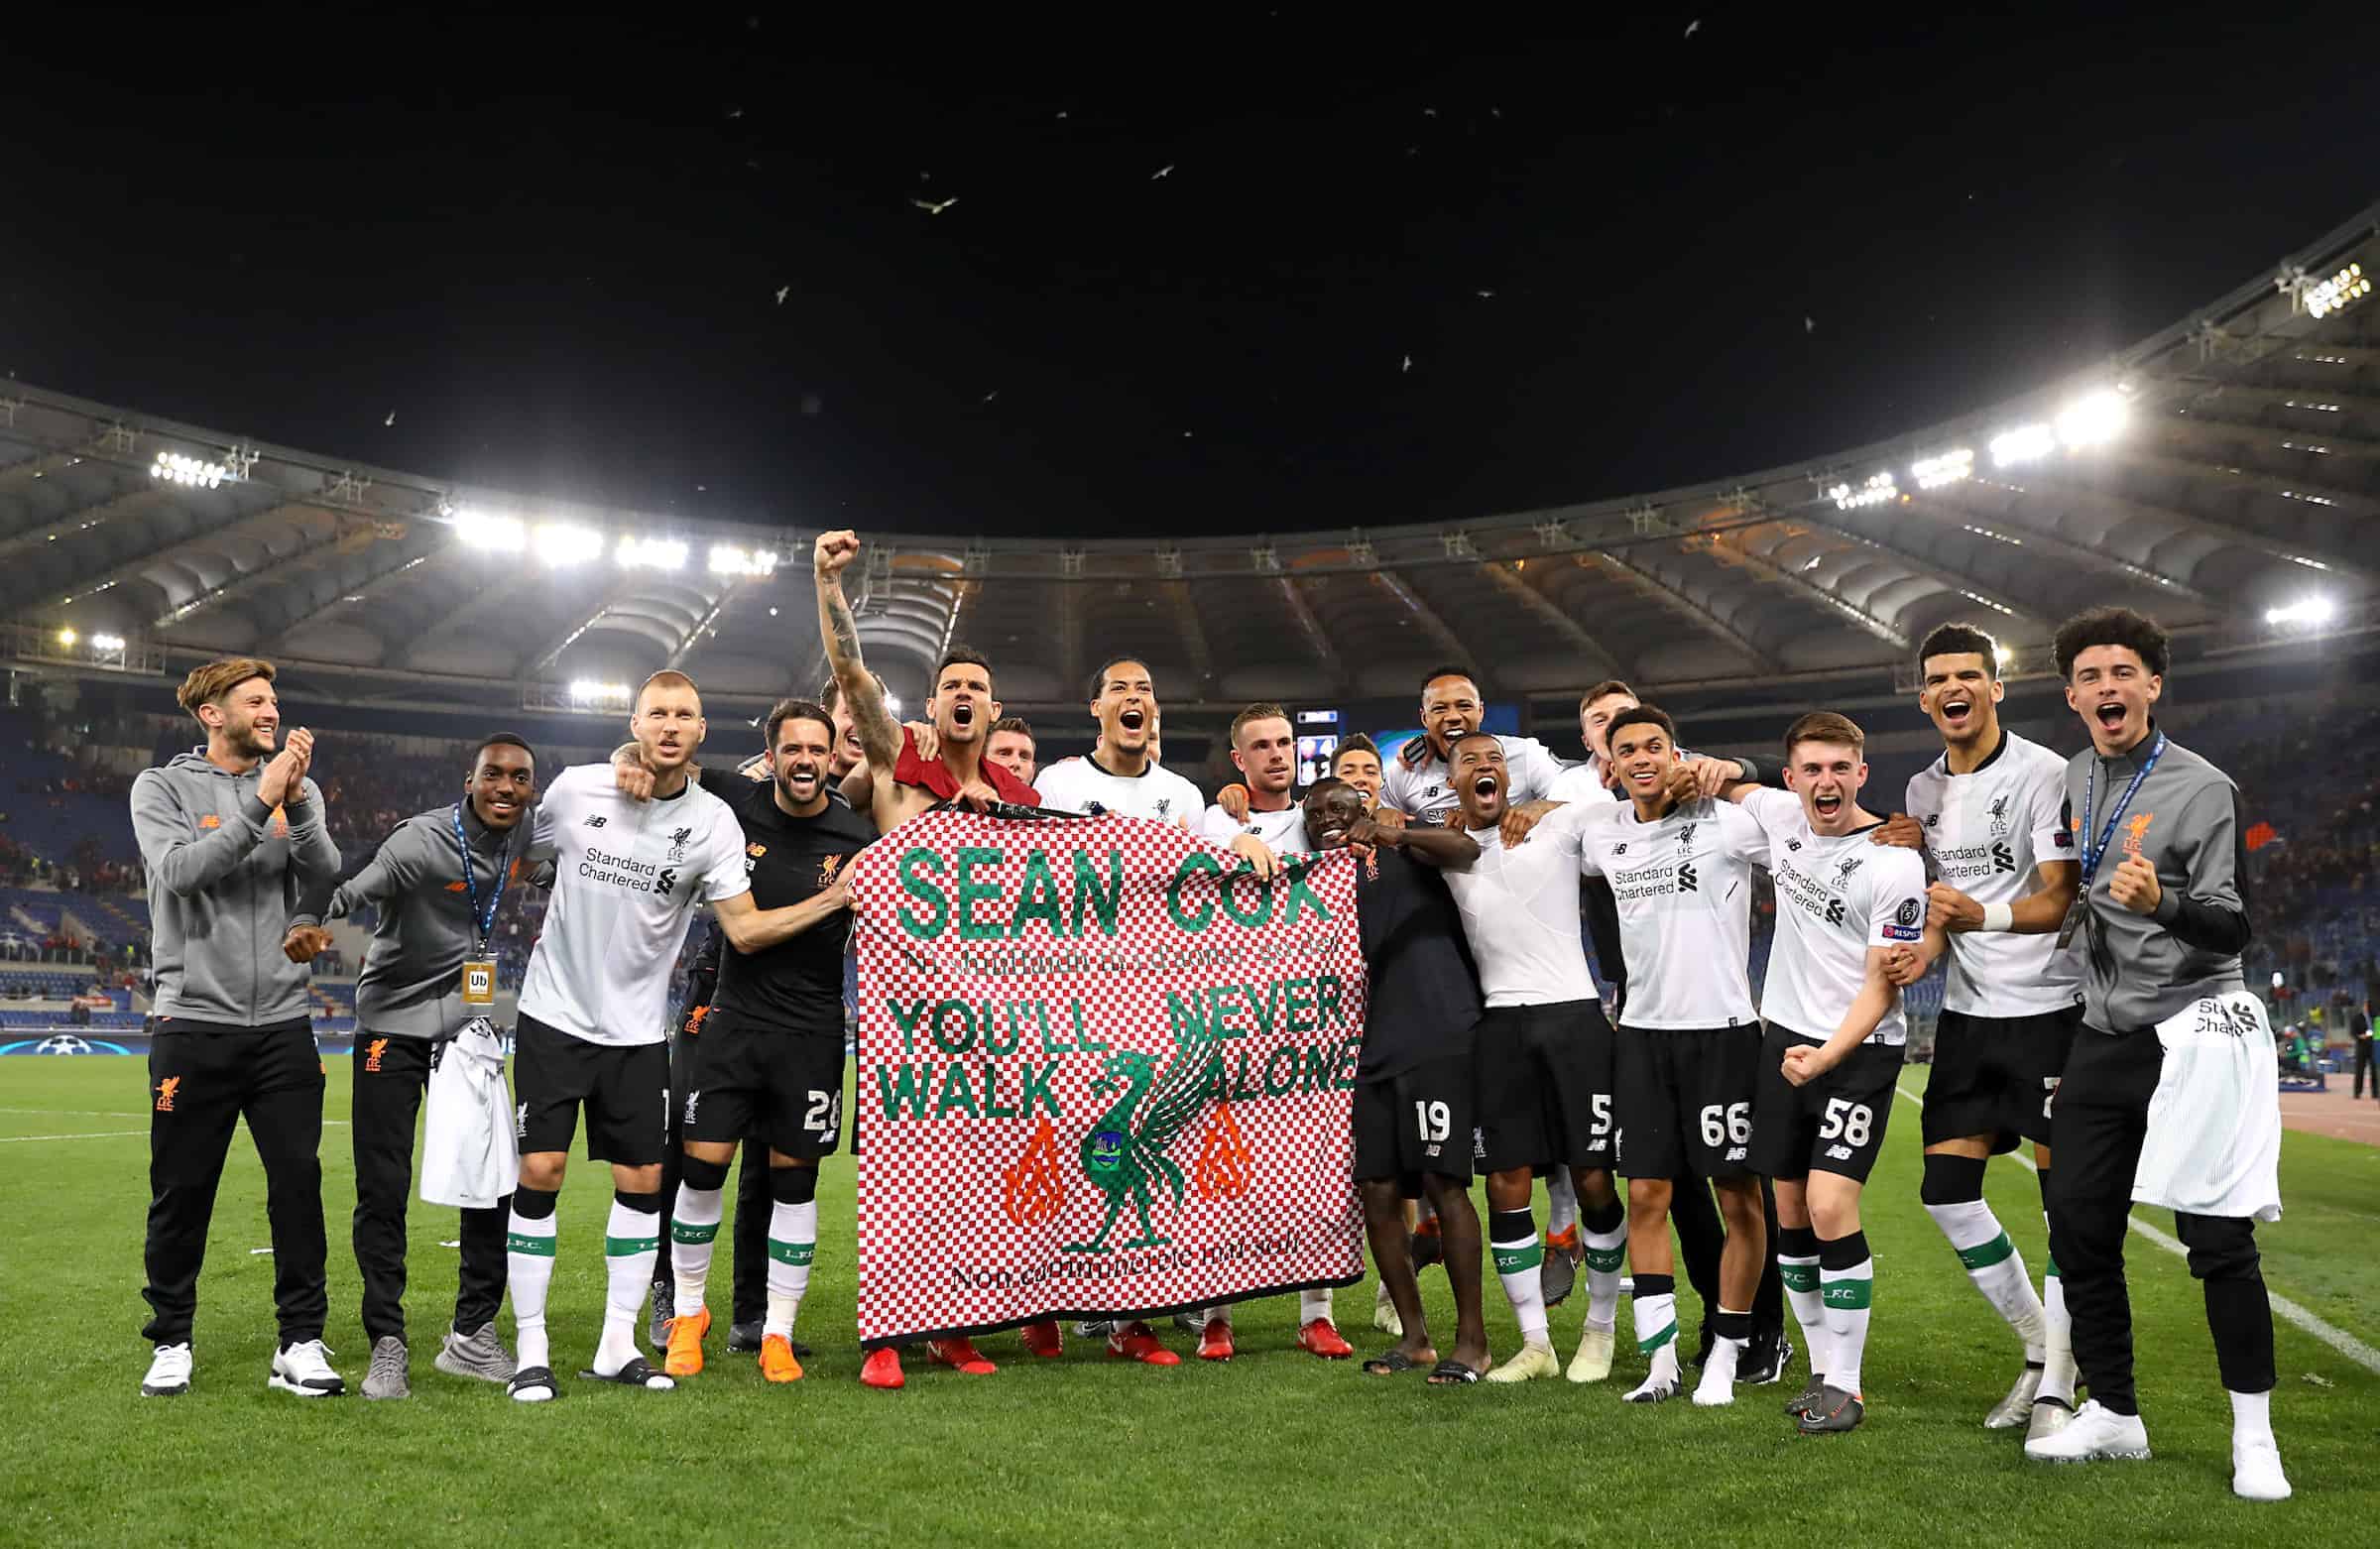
left=5, top=1055, right=2377, bottom=1548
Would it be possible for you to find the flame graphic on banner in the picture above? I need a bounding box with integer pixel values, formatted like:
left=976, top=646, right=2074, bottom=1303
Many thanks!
left=1192, top=1103, right=1253, bottom=1202
left=1002, top=1116, right=1065, bottom=1227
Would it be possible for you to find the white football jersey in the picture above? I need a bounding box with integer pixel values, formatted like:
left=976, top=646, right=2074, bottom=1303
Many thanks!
left=1198, top=800, right=1310, bottom=855
left=1578, top=797, right=1769, bottom=1028
left=1381, top=734, right=1565, bottom=824
left=1740, top=787, right=1926, bottom=1048
left=1902, top=730, right=2083, bottom=1017
left=1035, top=755, right=1203, bottom=831
left=519, top=765, right=751, bottom=1046
left=1442, top=800, right=1617, bottom=1008
left=1545, top=757, right=1610, bottom=805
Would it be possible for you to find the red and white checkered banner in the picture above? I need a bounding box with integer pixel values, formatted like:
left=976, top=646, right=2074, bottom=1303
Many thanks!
left=847, top=809, right=1368, bottom=1343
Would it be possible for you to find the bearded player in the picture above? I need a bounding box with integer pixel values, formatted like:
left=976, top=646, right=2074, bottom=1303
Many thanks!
left=1187, top=703, right=1355, bottom=1361
left=816, top=531, right=1041, bottom=1389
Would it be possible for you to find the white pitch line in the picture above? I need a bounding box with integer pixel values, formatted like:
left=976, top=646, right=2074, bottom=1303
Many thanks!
left=0, top=1108, right=150, bottom=1118
left=0, top=1129, right=147, bottom=1142
left=1892, top=1082, right=2380, bottom=1377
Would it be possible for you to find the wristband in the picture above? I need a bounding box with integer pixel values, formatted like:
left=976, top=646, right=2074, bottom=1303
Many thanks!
left=1980, top=901, right=2013, bottom=933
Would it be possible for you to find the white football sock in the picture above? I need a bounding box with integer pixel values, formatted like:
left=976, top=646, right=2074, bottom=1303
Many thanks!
left=766, top=1199, right=817, bottom=1340
left=595, top=1196, right=661, bottom=1373
left=1581, top=1218, right=1627, bottom=1330
left=2040, top=1232, right=2077, bottom=1407
left=2229, top=1387, right=2276, bottom=1448
left=1298, top=1288, right=1333, bottom=1324
left=1926, top=1197, right=2045, bottom=1360
left=1490, top=1211, right=1549, bottom=1346
left=505, top=1204, right=556, bottom=1372
left=1780, top=1245, right=1828, bottom=1378
left=1819, top=1244, right=1873, bottom=1396
left=670, top=1184, right=724, bottom=1320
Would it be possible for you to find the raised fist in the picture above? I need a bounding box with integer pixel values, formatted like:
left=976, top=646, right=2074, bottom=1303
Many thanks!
left=814, top=530, right=861, bottom=579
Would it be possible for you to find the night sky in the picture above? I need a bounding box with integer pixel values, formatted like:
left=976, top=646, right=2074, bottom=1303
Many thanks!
left=8, top=9, right=2375, bottom=539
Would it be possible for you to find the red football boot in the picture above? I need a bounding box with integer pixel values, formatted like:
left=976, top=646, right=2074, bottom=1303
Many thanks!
left=1018, top=1319, right=1064, bottom=1359
left=1197, top=1316, right=1236, bottom=1362
left=860, top=1348, right=905, bottom=1389
left=926, top=1338, right=998, bottom=1374
left=1106, top=1321, right=1182, bottom=1366
left=1298, top=1318, right=1355, bottom=1359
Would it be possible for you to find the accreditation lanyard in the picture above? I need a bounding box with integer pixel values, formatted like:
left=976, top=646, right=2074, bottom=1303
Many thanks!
left=449, top=803, right=511, bottom=955
left=2078, top=731, right=2165, bottom=892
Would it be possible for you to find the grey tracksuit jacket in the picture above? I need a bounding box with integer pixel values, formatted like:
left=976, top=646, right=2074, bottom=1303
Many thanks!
left=2062, top=725, right=2251, bottom=1032
left=292, top=803, right=522, bottom=1041
left=130, top=750, right=340, bottom=1026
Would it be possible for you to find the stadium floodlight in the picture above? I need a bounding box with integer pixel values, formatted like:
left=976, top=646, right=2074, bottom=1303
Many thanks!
left=55, top=627, right=76, bottom=647
left=2305, top=262, right=2370, bottom=320
left=885, top=695, right=902, bottom=716
left=1993, top=645, right=2014, bottom=669
left=1989, top=423, right=2055, bottom=468
left=1912, top=448, right=1974, bottom=490
left=567, top=679, right=632, bottom=705
left=2055, top=390, right=2128, bottom=449
left=534, top=523, right=605, bottom=567
left=149, top=451, right=229, bottom=489
left=2264, top=595, right=2336, bottom=628
left=708, top=544, right=778, bottom=577
left=453, top=510, right=527, bottom=551
left=615, top=535, right=687, bottom=571
left=1828, top=472, right=1896, bottom=510
left=90, top=632, right=127, bottom=652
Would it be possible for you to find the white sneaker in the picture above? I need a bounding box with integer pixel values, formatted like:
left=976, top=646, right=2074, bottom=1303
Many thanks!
left=1485, top=1340, right=1560, bottom=1383
left=2232, top=1438, right=2292, bottom=1501
left=1985, top=1365, right=2045, bottom=1428
left=141, top=1343, right=192, bottom=1397
left=268, top=1339, right=347, bottom=1397
left=2023, top=1398, right=2149, bottom=1463
left=1566, top=1325, right=1615, bottom=1383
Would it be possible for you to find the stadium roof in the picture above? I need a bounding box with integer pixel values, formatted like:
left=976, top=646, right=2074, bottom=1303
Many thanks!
left=4, top=201, right=2377, bottom=719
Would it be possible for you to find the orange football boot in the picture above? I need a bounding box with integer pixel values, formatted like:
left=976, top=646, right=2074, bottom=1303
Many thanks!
left=759, top=1333, right=804, bottom=1383
left=663, top=1306, right=711, bottom=1377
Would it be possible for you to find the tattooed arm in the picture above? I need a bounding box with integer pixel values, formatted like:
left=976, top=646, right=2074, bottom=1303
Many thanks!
left=814, top=531, right=902, bottom=775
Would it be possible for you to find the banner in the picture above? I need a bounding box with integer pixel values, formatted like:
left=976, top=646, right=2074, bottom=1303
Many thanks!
left=847, top=809, right=1368, bottom=1343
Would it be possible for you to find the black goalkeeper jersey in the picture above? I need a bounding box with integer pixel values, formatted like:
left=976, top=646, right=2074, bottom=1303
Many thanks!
left=701, top=770, right=874, bottom=1035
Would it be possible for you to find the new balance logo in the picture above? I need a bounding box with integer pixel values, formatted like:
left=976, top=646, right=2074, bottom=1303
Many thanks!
left=583, top=815, right=607, bottom=828
left=1826, top=1143, right=1853, bottom=1161
left=1724, top=1145, right=1747, bottom=1161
